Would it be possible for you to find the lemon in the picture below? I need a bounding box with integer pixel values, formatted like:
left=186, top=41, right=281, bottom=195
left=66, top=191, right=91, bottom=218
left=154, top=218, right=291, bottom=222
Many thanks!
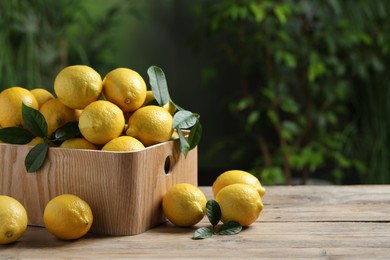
left=162, top=183, right=207, bottom=227
left=30, top=88, right=54, bottom=108
left=54, top=65, right=102, bottom=109
left=43, top=194, right=93, bottom=240
left=216, top=183, right=263, bottom=227
left=40, top=98, right=80, bottom=137
left=102, top=136, right=144, bottom=152
left=126, top=105, right=173, bottom=146
left=102, top=68, right=147, bottom=112
left=0, top=86, right=39, bottom=127
left=79, top=100, right=125, bottom=145
left=0, top=195, right=28, bottom=244
left=142, top=90, right=156, bottom=106
left=162, top=101, right=177, bottom=115
left=60, top=138, right=98, bottom=150
left=212, top=170, right=266, bottom=198
left=27, top=137, right=45, bottom=146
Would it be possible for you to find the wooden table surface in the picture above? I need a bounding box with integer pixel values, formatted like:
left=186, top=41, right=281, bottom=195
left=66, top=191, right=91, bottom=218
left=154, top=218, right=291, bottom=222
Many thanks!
left=1, top=185, right=390, bottom=259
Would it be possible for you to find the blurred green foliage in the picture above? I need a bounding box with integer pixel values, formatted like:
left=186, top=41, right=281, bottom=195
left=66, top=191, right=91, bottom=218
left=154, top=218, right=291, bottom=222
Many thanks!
left=2, top=0, right=390, bottom=185
left=0, top=0, right=134, bottom=91
left=191, top=0, right=390, bottom=184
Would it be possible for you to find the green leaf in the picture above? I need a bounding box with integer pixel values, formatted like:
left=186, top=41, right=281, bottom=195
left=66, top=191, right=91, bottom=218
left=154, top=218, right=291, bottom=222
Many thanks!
left=147, top=65, right=171, bottom=106
left=177, top=129, right=190, bottom=157
left=173, top=111, right=198, bottom=129
left=25, top=142, right=49, bottom=173
left=187, top=120, right=202, bottom=150
left=54, top=121, right=81, bottom=141
left=206, top=200, right=221, bottom=227
left=22, top=103, right=48, bottom=137
left=217, top=221, right=242, bottom=235
left=193, top=227, right=213, bottom=240
left=0, top=127, right=34, bottom=144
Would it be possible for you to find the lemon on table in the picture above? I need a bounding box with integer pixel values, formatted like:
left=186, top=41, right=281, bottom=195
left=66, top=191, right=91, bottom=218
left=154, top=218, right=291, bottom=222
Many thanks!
left=54, top=65, right=102, bottom=109
left=216, top=183, right=263, bottom=227
left=102, top=68, right=147, bottom=113
left=102, top=136, right=144, bottom=152
left=212, top=170, right=266, bottom=197
left=60, top=138, right=98, bottom=150
left=40, top=98, right=81, bottom=137
left=162, top=183, right=207, bottom=227
left=0, top=195, right=28, bottom=244
left=126, top=105, right=173, bottom=146
left=43, top=194, right=93, bottom=240
left=0, top=86, right=39, bottom=128
left=79, top=100, right=125, bottom=145
left=30, top=88, right=54, bottom=108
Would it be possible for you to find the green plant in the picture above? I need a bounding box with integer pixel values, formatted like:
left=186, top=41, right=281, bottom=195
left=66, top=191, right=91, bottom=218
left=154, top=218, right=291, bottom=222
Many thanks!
left=192, top=0, right=390, bottom=184
left=0, top=0, right=133, bottom=91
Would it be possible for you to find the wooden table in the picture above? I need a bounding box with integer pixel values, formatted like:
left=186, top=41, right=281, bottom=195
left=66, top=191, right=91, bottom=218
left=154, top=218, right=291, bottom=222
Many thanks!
left=1, top=186, right=390, bottom=259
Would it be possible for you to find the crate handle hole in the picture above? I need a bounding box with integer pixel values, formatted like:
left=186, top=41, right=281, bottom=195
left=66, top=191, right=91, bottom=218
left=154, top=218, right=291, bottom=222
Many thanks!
left=164, top=155, right=172, bottom=175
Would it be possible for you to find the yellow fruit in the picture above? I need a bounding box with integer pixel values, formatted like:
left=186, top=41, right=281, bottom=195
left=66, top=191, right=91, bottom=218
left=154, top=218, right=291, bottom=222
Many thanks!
left=102, top=68, right=147, bottom=112
left=43, top=194, right=93, bottom=240
left=0, top=86, right=39, bottom=127
left=0, top=195, right=28, bottom=244
left=142, top=90, right=156, bottom=106
left=27, top=137, right=45, bottom=146
left=40, top=99, right=80, bottom=137
left=126, top=105, right=173, bottom=146
left=54, top=65, right=102, bottom=109
left=102, top=136, right=144, bottom=152
left=60, top=138, right=98, bottom=150
left=79, top=100, right=125, bottom=145
left=212, top=170, right=266, bottom=198
left=30, top=88, right=54, bottom=108
left=216, top=183, right=263, bottom=227
left=162, top=101, right=177, bottom=115
left=162, top=183, right=207, bottom=227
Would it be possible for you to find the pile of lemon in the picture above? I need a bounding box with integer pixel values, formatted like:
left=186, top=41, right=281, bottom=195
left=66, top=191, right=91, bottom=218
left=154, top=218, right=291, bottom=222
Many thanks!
left=162, top=170, right=266, bottom=228
left=0, top=194, right=92, bottom=244
left=0, top=65, right=174, bottom=151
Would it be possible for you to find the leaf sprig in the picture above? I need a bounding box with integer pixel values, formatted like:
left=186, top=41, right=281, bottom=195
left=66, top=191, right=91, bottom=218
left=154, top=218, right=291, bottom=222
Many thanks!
left=147, top=65, right=202, bottom=157
left=0, top=103, right=80, bottom=172
left=192, top=200, right=242, bottom=239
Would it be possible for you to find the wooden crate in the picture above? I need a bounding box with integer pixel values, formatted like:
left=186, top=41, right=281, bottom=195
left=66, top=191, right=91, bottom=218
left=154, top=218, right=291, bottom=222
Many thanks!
left=0, top=140, right=197, bottom=235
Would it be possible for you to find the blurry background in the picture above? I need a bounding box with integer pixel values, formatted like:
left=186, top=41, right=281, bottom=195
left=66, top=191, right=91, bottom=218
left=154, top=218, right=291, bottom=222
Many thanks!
left=1, top=0, right=390, bottom=185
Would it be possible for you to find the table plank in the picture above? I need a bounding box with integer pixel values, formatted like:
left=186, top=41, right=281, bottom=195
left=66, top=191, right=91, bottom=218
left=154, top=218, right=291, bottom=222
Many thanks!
left=1, top=185, right=390, bottom=259
left=261, top=185, right=390, bottom=222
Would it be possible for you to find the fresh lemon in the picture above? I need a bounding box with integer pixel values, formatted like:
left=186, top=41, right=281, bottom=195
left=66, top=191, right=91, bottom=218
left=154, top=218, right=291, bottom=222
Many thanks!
left=141, top=90, right=156, bottom=106
left=162, top=183, right=207, bottom=227
left=0, top=195, right=28, bottom=244
left=0, top=86, right=39, bottom=127
left=102, top=136, right=144, bottom=152
left=216, top=183, right=263, bottom=227
left=27, top=137, right=45, bottom=146
left=162, top=101, right=177, bottom=115
left=30, top=88, right=54, bottom=108
left=102, top=68, right=147, bottom=112
left=60, top=138, right=98, bottom=150
left=212, top=170, right=266, bottom=198
left=79, top=100, right=125, bottom=145
left=54, top=65, right=102, bottom=109
left=40, top=98, right=80, bottom=137
left=126, top=105, right=173, bottom=146
left=43, top=194, right=93, bottom=240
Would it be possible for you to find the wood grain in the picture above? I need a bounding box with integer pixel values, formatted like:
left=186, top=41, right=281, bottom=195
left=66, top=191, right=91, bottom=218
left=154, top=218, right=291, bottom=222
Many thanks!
left=0, top=141, right=197, bottom=235
left=1, top=184, right=390, bottom=258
